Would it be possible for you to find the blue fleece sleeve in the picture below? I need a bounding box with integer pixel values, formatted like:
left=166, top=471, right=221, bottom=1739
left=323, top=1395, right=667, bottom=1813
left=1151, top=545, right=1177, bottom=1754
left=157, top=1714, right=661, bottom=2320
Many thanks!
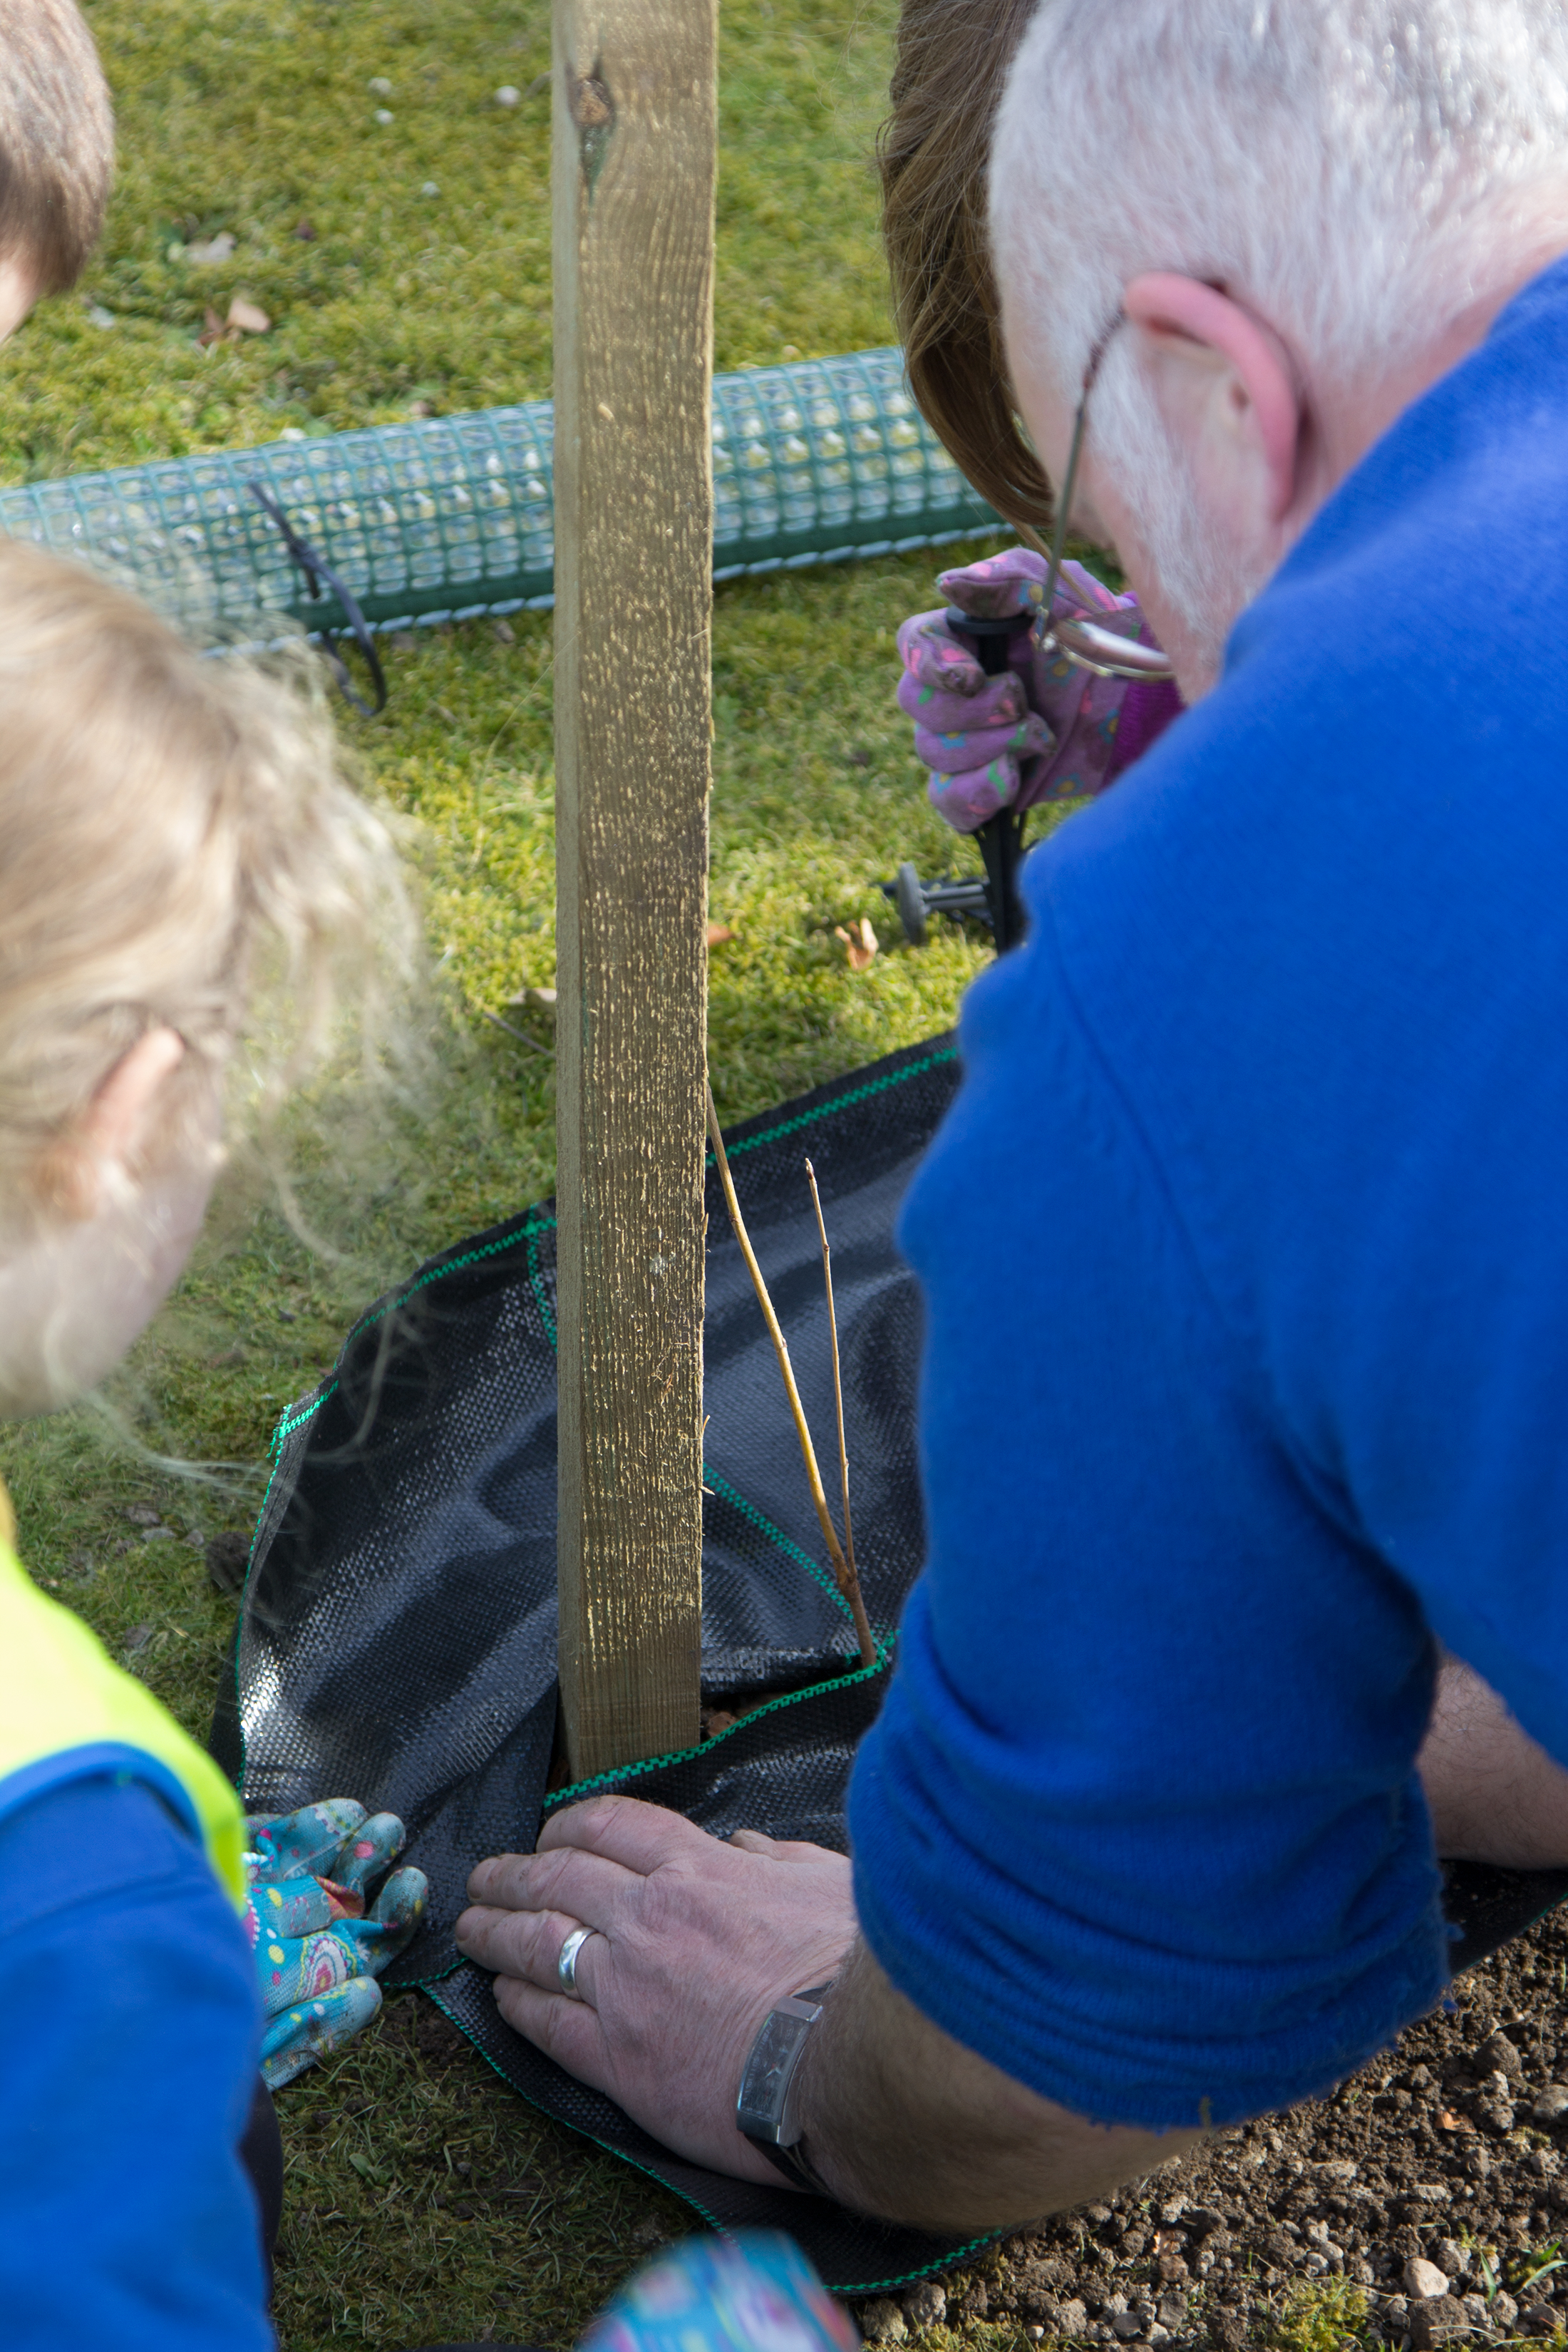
left=845, top=919, right=1450, bottom=2132
left=0, top=1771, right=273, bottom=2352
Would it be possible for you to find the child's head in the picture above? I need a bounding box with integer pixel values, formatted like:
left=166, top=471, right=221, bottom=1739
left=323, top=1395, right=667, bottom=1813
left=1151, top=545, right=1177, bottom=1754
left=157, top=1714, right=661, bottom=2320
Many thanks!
left=878, top=0, right=1051, bottom=538
left=0, top=543, right=403, bottom=1414
left=0, top=0, right=114, bottom=328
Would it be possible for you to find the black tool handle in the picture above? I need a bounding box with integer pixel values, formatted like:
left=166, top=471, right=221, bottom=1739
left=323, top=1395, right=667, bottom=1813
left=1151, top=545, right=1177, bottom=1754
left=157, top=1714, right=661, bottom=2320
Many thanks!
left=942, top=605, right=1035, bottom=950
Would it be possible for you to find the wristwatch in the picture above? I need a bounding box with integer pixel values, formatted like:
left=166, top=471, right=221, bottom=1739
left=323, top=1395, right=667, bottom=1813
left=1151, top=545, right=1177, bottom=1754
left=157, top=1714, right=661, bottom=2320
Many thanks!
left=736, top=1981, right=836, bottom=2194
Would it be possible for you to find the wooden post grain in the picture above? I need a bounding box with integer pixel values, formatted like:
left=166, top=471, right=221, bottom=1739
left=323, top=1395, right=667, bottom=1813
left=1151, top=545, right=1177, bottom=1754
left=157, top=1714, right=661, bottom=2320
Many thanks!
left=552, top=0, right=715, bottom=1776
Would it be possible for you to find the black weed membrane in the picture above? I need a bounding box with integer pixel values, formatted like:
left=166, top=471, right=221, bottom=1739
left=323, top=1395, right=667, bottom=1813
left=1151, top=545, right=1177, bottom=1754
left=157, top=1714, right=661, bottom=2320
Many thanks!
left=212, top=1034, right=1568, bottom=2291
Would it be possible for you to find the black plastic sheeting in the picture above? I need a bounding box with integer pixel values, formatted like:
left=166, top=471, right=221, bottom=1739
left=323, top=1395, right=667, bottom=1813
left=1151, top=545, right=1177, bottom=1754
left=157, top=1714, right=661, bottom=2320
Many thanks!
left=213, top=1034, right=1568, bottom=2290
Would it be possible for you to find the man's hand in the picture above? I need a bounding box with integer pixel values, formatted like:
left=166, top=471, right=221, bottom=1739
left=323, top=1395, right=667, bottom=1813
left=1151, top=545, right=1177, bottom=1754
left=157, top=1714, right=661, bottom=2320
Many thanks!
left=453, top=1797, right=856, bottom=2183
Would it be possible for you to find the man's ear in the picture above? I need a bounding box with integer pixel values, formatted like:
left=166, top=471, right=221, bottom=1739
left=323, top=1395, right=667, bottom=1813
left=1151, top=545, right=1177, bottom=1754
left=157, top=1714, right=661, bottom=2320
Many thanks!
left=1123, top=274, right=1304, bottom=525
left=38, top=1027, right=187, bottom=1221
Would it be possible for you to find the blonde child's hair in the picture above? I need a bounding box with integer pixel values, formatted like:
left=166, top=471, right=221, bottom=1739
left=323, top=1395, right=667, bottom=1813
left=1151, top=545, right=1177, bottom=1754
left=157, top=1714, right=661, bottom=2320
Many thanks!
left=0, top=540, right=408, bottom=1221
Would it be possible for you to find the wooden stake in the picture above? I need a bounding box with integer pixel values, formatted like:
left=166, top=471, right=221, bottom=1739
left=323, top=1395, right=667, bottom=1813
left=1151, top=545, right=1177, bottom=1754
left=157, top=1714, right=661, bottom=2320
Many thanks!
left=553, top=0, right=716, bottom=1777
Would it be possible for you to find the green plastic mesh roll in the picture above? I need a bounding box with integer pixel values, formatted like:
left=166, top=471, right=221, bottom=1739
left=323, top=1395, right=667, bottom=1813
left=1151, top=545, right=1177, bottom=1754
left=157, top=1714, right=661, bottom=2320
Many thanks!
left=0, top=349, right=1002, bottom=640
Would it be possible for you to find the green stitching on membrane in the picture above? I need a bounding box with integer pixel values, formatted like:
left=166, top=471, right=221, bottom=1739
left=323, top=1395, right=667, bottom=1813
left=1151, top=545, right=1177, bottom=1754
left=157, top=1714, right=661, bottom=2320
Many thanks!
left=542, top=1640, right=892, bottom=1815
left=264, top=1206, right=557, bottom=1459
left=427, top=1973, right=998, bottom=2286
left=267, top=1047, right=949, bottom=1458
left=703, top=1465, right=853, bottom=1626
left=525, top=1212, right=558, bottom=1349
left=715, top=1044, right=956, bottom=1164
left=344, top=1207, right=557, bottom=1350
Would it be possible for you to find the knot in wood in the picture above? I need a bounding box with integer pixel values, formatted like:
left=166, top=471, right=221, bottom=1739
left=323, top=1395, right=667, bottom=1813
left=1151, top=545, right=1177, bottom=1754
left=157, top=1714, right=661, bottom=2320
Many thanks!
left=570, top=73, right=613, bottom=130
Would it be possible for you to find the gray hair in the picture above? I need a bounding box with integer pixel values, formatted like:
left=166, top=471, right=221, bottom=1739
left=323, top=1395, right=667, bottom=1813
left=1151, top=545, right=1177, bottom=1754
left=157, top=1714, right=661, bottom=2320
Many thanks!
left=990, top=0, right=1568, bottom=405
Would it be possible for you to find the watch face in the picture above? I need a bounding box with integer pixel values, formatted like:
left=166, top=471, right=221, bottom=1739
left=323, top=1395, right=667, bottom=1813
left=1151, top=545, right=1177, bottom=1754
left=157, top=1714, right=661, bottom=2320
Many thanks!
left=736, top=2006, right=814, bottom=2144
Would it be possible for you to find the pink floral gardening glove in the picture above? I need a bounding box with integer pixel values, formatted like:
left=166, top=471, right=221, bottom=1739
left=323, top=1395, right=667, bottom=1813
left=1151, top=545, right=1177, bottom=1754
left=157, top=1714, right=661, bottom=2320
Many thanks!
left=895, top=545, right=1184, bottom=832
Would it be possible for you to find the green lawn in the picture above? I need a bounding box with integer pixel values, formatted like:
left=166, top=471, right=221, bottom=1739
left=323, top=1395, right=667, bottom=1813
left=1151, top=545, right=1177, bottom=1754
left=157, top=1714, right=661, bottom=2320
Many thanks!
left=0, top=4, right=1033, bottom=2345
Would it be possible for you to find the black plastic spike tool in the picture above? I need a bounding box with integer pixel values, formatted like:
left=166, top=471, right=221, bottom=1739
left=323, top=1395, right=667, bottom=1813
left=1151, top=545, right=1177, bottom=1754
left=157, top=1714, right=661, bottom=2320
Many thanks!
left=941, top=603, right=1039, bottom=952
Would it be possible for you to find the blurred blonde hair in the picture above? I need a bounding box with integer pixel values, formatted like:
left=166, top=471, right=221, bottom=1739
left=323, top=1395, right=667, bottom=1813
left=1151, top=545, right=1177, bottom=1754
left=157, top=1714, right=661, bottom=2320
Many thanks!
left=0, top=540, right=411, bottom=1224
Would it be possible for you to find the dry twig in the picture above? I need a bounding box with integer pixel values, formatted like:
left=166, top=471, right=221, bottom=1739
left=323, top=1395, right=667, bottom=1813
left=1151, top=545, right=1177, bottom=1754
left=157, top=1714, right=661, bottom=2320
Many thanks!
left=804, top=1155, right=857, bottom=1592
left=705, top=1084, right=877, bottom=1670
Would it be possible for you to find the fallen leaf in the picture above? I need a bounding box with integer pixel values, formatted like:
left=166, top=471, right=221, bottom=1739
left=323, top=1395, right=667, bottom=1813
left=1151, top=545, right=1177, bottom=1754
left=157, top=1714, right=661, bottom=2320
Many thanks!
left=1437, top=2110, right=1471, bottom=2132
left=491, top=617, right=516, bottom=645
left=186, top=230, right=237, bottom=266
left=294, top=218, right=316, bottom=242
left=834, top=917, right=879, bottom=972
left=705, top=922, right=734, bottom=948
left=227, top=295, right=271, bottom=335
left=197, top=304, right=225, bottom=349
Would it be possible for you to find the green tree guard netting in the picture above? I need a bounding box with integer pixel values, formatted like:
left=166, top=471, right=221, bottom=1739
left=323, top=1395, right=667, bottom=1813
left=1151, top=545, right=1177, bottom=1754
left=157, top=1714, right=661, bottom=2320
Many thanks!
left=214, top=1037, right=1568, bottom=2291
left=0, top=349, right=1003, bottom=640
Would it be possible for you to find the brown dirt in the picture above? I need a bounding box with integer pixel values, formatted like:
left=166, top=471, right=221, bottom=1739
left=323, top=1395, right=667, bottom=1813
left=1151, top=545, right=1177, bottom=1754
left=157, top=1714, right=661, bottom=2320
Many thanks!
left=865, top=1906, right=1568, bottom=2352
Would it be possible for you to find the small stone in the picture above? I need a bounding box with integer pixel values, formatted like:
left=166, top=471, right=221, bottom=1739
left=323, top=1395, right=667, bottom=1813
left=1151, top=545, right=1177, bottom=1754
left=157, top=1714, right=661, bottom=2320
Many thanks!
left=1052, top=2301, right=1089, bottom=2338
left=374, top=107, right=394, bottom=124
left=860, top=2301, right=906, bottom=2344
left=1383, top=2297, right=1410, bottom=2332
left=123, top=1622, right=155, bottom=1652
left=1460, top=2297, right=1492, bottom=2331
left=1534, top=2086, right=1568, bottom=2122
left=368, top=75, right=393, bottom=93
left=495, top=83, right=520, bottom=104
left=185, top=231, right=236, bottom=265
left=1477, top=2031, right=1525, bottom=2084
left=1207, top=2316, right=1244, bottom=2352
left=1521, top=2309, right=1559, bottom=2339
left=1494, top=2293, right=1520, bottom=2331
left=1530, top=2147, right=1562, bottom=2177
left=1406, top=2259, right=1453, bottom=2301
left=1111, top=2310, right=1152, bottom=2341
left=901, top=2281, right=945, bottom=2332
left=1435, top=2241, right=1472, bottom=2279
left=1408, top=2296, right=1470, bottom=2349
left=86, top=303, right=115, bottom=328
left=421, top=180, right=440, bottom=197
left=1027, top=2332, right=1044, bottom=2343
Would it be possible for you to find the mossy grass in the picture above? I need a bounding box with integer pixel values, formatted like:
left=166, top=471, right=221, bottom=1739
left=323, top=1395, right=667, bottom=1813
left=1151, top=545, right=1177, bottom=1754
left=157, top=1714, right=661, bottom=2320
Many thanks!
left=0, top=0, right=899, bottom=477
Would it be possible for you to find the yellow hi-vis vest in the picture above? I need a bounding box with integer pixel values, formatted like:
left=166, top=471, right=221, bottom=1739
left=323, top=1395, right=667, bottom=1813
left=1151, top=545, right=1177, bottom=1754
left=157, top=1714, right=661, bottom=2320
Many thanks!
left=0, top=1480, right=247, bottom=1907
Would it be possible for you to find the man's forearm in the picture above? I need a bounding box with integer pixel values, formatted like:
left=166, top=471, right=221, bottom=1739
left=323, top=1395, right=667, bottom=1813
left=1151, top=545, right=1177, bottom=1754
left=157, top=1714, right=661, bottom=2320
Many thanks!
left=1419, top=1653, right=1568, bottom=1868
left=792, top=1939, right=1202, bottom=2235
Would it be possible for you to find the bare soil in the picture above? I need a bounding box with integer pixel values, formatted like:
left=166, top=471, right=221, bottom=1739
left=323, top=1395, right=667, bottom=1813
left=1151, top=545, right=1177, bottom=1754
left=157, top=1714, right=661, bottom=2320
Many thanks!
left=875, top=1906, right=1568, bottom=2352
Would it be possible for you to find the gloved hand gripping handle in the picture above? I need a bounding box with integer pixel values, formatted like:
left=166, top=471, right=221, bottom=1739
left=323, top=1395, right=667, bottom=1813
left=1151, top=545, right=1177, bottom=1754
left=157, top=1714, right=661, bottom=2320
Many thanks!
left=942, top=604, right=1038, bottom=951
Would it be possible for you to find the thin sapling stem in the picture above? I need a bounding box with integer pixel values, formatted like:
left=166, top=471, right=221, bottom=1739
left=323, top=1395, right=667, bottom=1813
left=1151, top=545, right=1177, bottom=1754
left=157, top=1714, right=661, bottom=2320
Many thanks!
left=808, top=1147, right=860, bottom=1608
left=705, top=1083, right=877, bottom=1670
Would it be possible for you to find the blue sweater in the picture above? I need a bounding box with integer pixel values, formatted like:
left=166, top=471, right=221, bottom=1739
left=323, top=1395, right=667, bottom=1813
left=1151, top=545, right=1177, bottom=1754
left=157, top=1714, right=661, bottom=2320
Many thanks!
left=0, top=1773, right=272, bottom=2349
left=849, top=255, right=1568, bottom=2130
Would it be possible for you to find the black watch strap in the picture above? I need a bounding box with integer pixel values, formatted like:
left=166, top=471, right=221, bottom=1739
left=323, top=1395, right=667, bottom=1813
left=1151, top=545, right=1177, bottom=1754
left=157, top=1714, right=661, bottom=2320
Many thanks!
left=755, top=2135, right=832, bottom=2197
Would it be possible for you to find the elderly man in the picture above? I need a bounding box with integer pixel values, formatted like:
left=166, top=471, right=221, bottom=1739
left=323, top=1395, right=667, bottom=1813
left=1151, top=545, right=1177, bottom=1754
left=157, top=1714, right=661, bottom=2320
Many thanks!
left=455, top=0, right=1568, bottom=2232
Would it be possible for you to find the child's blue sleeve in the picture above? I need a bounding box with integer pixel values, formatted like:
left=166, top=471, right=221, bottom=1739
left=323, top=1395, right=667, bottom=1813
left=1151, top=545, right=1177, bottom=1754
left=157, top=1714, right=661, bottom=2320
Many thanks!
left=0, top=1771, right=274, bottom=2351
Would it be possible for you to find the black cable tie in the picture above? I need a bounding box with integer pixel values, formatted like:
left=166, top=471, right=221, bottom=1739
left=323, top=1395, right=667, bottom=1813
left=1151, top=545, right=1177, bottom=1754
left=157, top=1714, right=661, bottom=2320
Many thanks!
left=247, top=481, right=388, bottom=717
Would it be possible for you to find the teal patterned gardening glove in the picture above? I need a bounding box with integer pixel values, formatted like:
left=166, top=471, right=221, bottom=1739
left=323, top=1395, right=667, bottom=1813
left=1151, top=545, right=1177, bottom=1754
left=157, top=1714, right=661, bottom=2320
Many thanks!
left=244, top=1799, right=428, bottom=2089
